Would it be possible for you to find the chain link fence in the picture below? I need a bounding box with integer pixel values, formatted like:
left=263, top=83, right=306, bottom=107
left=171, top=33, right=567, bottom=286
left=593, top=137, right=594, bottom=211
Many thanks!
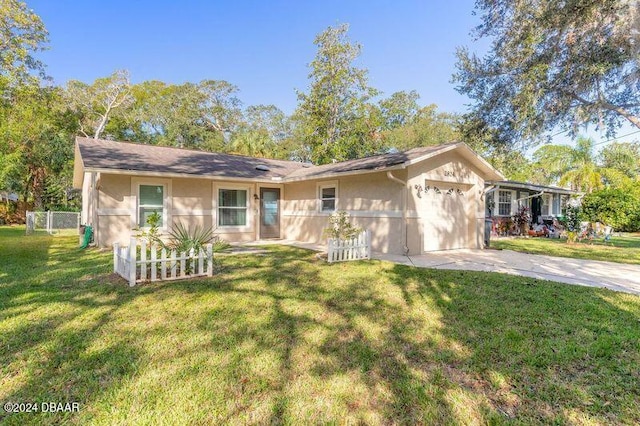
left=26, top=211, right=80, bottom=235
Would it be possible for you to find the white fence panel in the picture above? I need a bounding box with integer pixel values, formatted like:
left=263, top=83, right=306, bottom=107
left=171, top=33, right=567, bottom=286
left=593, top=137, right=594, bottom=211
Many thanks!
left=327, top=230, right=371, bottom=263
left=26, top=211, right=80, bottom=235
left=113, top=237, right=214, bottom=286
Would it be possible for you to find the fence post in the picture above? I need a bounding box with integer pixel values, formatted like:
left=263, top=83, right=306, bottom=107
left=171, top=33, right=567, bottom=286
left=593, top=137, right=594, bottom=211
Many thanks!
left=180, top=251, right=187, bottom=277
left=170, top=249, right=177, bottom=279
left=150, top=244, right=157, bottom=281
left=198, top=247, right=204, bottom=275
left=129, top=237, right=137, bottom=286
left=206, top=244, right=213, bottom=276
left=161, top=247, right=167, bottom=280
left=366, top=230, right=371, bottom=259
left=140, top=239, right=147, bottom=281
left=328, top=239, right=333, bottom=263
left=113, top=242, right=119, bottom=273
left=26, top=211, right=32, bottom=235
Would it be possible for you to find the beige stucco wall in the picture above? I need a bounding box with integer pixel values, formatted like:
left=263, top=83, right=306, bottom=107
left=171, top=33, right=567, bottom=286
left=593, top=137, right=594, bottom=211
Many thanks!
left=282, top=171, right=406, bottom=254
left=93, top=174, right=259, bottom=247
left=88, top=148, right=489, bottom=254
left=406, top=150, right=486, bottom=253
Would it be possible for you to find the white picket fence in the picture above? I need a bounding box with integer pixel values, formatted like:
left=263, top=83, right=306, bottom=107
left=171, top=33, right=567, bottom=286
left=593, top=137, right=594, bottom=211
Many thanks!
left=114, top=237, right=213, bottom=286
left=327, top=230, right=371, bottom=263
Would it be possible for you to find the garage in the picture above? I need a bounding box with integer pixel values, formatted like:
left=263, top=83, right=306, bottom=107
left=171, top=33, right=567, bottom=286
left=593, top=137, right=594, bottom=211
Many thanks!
left=422, top=181, right=469, bottom=251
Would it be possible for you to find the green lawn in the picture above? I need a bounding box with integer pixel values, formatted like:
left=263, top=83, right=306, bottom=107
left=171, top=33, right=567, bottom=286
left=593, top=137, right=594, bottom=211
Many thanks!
left=1, top=227, right=639, bottom=425
left=492, top=234, right=640, bottom=265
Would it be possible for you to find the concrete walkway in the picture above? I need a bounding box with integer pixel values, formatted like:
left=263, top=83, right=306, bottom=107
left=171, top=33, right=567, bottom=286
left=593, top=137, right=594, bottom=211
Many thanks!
left=376, top=249, right=640, bottom=296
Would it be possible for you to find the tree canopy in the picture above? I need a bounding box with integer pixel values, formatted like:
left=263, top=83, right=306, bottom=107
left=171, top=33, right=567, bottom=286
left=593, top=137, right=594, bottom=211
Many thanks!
left=294, top=24, right=381, bottom=164
left=12, top=5, right=639, bottom=221
left=454, top=0, right=640, bottom=145
left=530, top=137, right=635, bottom=192
left=0, top=0, right=48, bottom=86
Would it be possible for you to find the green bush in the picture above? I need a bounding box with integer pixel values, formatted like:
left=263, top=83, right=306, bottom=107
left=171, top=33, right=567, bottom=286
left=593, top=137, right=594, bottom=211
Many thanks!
left=581, top=183, right=640, bottom=232
left=168, top=222, right=215, bottom=253
left=323, top=211, right=361, bottom=240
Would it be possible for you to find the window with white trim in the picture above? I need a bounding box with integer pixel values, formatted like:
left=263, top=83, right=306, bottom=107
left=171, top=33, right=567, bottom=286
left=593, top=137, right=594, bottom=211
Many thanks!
left=319, top=185, right=337, bottom=212
left=498, top=190, right=512, bottom=216
left=218, top=189, right=248, bottom=227
left=519, top=191, right=530, bottom=210
left=138, top=184, right=164, bottom=227
left=560, top=195, right=568, bottom=215
left=541, top=194, right=551, bottom=216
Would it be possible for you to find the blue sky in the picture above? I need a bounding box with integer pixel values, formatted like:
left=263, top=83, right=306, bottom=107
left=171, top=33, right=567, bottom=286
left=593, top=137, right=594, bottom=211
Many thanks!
left=30, top=0, right=482, bottom=114
left=28, top=0, right=638, bottom=150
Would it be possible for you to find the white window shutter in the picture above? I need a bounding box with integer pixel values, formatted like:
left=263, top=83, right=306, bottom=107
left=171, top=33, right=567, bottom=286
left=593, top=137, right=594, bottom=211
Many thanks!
left=511, top=191, right=518, bottom=215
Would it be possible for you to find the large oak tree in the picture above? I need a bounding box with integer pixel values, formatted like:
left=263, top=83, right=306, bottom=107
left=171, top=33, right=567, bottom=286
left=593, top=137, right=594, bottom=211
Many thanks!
left=454, top=0, right=640, bottom=145
left=295, top=24, right=381, bottom=164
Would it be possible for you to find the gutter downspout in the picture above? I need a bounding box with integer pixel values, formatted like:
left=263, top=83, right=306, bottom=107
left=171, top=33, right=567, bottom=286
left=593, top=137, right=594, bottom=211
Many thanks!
left=482, top=185, right=498, bottom=200
left=387, top=171, right=409, bottom=255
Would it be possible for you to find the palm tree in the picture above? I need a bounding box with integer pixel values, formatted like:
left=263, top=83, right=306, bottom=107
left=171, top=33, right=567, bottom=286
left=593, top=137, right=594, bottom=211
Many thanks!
left=532, top=137, right=629, bottom=193
left=228, top=129, right=276, bottom=158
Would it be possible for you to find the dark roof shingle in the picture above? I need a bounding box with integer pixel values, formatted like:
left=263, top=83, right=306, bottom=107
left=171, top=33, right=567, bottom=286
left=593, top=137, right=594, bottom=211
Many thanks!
left=77, top=138, right=471, bottom=181
left=285, top=144, right=456, bottom=179
left=77, top=137, right=306, bottom=180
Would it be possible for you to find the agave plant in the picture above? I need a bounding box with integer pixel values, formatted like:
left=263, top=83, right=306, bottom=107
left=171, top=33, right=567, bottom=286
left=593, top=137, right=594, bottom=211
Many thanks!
left=168, top=222, right=214, bottom=253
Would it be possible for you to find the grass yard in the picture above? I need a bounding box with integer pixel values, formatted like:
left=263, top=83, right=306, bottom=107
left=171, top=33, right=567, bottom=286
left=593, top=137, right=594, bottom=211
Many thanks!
left=492, top=234, right=640, bottom=265
left=1, top=227, right=639, bottom=425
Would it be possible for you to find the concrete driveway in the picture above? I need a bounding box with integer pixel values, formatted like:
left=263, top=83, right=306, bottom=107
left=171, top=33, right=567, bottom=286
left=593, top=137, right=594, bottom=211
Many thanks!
left=376, top=249, right=640, bottom=296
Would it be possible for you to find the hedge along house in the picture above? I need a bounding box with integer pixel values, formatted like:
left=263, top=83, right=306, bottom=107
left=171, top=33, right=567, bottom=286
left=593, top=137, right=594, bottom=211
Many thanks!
left=73, top=137, right=503, bottom=254
left=484, top=181, right=578, bottom=225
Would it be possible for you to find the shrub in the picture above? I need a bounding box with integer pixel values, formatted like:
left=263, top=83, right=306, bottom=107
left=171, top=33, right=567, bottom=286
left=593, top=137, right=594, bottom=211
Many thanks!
left=168, top=222, right=214, bottom=253
left=512, top=206, right=530, bottom=234
left=211, top=238, right=231, bottom=253
left=564, top=200, right=582, bottom=243
left=323, top=211, right=361, bottom=240
left=581, top=183, right=640, bottom=232
left=135, top=211, right=164, bottom=247
left=497, top=217, right=513, bottom=236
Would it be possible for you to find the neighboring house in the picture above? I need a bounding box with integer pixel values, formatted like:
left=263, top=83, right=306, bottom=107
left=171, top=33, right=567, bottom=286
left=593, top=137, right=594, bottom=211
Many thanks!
left=73, top=137, right=503, bottom=254
left=484, top=180, right=578, bottom=225
left=0, top=191, right=19, bottom=202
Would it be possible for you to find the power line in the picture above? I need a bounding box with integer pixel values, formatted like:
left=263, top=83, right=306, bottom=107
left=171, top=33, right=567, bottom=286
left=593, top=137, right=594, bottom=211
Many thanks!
left=591, top=129, right=640, bottom=146
left=545, top=128, right=640, bottom=147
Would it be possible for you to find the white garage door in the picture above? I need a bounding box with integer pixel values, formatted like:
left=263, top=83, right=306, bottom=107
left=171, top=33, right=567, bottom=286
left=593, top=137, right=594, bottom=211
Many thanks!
left=422, top=182, right=468, bottom=252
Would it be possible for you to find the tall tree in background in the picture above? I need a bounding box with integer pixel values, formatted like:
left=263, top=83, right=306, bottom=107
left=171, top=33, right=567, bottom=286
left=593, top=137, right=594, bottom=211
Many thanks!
left=295, top=24, right=379, bottom=164
left=229, top=105, right=290, bottom=158
left=65, top=70, right=134, bottom=139
left=532, top=137, right=629, bottom=192
left=454, top=0, right=640, bottom=145
left=0, top=85, right=77, bottom=208
left=127, top=81, right=215, bottom=148
left=382, top=104, right=458, bottom=151
left=379, top=90, right=420, bottom=131
left=0, top=0, right=48, bottom=86
left=599, top=142, right=640, bottom=179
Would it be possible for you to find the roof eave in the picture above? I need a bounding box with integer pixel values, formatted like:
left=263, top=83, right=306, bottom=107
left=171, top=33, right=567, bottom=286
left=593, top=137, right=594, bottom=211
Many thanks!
left=83, top=167, right=288, bottom=183
left=486, top=180, right=578, bottom=195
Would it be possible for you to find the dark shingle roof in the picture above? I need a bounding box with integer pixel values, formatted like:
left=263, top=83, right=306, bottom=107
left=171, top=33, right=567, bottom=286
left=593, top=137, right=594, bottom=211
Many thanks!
left=76, top=138, right=474, bottom=181
left=285, top=144, right=457, bottom=179
left=76, top=137, right=306, bottom=180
